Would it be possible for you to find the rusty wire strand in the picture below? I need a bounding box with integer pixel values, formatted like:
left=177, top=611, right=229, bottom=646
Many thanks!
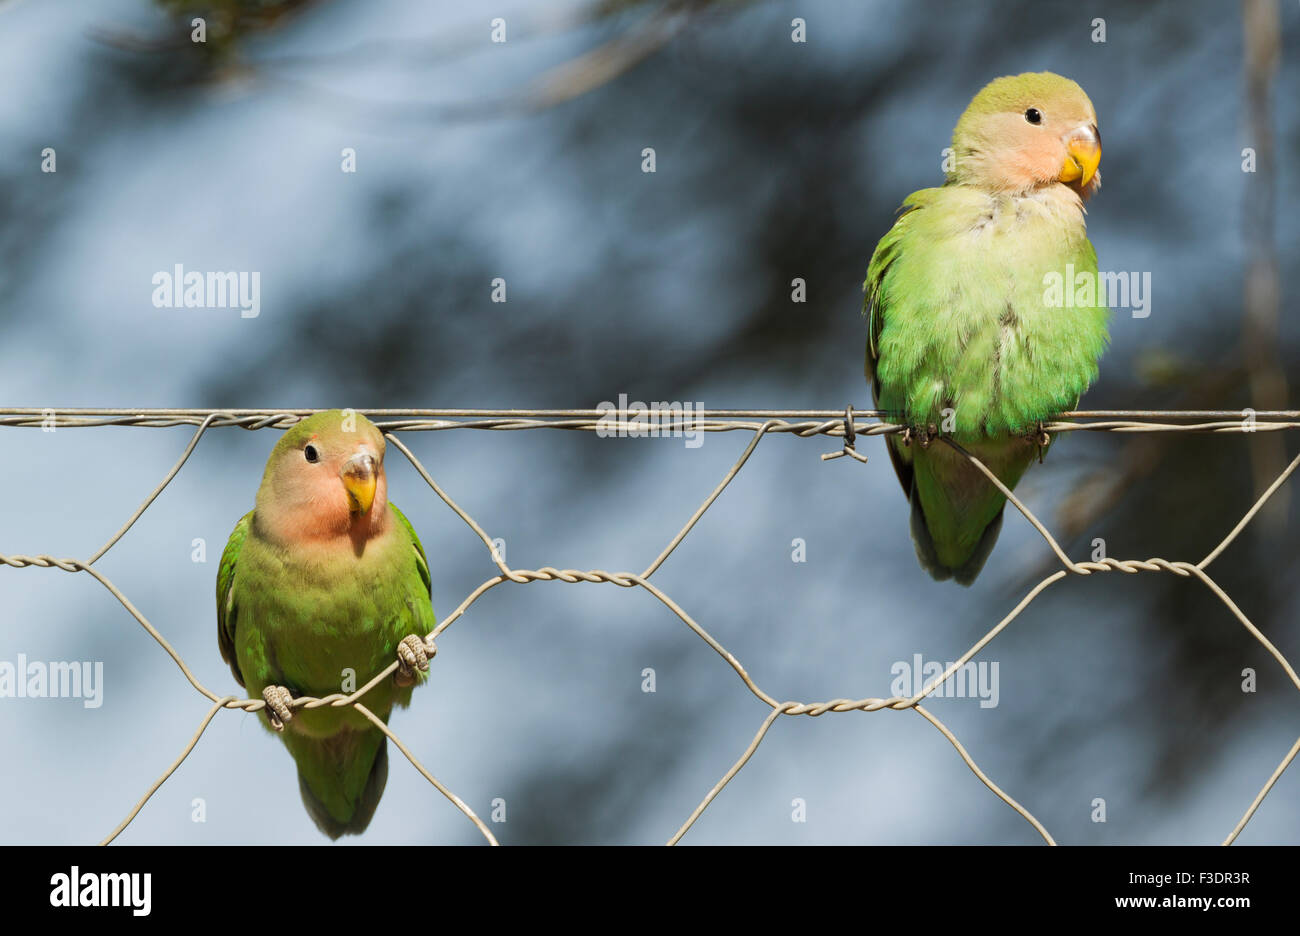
left=2, top=407, right=1298, bottom=845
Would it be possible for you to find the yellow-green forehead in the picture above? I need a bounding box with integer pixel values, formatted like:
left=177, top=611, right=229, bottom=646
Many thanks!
left=276, top=410, right=379, bottom=450
left=964, top=71, right=1093, bottom=117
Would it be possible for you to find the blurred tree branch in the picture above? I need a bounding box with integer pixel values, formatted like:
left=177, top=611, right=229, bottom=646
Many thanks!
left=1241, top=0, right=1286, bottom=531
left=94, top=0, right=756, bottom=116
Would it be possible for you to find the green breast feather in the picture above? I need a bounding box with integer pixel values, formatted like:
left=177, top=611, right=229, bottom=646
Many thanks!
left=866, top=185, right=1110, bottom=437
left=216, top=503, right=434, bottom=715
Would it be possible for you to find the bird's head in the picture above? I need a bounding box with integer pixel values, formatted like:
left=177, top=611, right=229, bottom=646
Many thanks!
left=949, top=71, right=1101, bottom=201
left=254, top=409, right=390, bottom=547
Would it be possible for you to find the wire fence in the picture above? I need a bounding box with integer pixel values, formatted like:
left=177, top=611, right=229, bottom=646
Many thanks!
left=2, top=407, right=1299, bottom=845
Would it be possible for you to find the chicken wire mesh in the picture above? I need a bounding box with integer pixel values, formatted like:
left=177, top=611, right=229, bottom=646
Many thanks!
left=1, top=407, right=1298, bottom=846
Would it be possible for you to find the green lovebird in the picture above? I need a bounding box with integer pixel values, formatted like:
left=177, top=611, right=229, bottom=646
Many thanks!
left=217, top=410, right=437, bottom=837
left=864, top=72, right=1110, bottom=585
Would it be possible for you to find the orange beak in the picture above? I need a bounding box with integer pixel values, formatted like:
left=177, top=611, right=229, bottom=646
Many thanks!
left=340, top=451, right=377, bottom=514
left=1058, top=123, right=1101, bottom=189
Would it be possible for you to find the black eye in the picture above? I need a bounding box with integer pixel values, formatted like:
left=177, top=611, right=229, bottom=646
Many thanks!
left=1024, top=108, right=1043, bottom=125
left=304, top=444, right=319, bottom=463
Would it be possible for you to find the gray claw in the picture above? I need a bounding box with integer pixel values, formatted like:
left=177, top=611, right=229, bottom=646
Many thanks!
left=262, top=685, right=294, bottom=731
left=395, top=634, right=436, bottom=687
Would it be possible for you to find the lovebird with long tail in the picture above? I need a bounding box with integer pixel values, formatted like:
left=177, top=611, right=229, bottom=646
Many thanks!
left=865, top=72, right=1109, bottom=585
left=217, top=410, right=436, bottom=837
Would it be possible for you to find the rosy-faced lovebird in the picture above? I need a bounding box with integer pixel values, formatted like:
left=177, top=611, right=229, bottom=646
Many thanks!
left=864, top=72, right=1110, bottom=585
left=217, top=410, right=436, bottom=837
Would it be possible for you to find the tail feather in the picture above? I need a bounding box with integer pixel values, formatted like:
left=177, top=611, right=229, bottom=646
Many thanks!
left=905, top=439, right=1031, bottom=586
left=908, top=485, right=1007, bottom=585
left=284, top=729, right=389, bottom=839
left=907, top=486, right=952, bottom=582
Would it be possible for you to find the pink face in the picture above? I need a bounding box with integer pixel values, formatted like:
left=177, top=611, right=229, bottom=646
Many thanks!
left=964, top=99, right=1101, bottom=200
left=257, top=422, right=391, bottom=546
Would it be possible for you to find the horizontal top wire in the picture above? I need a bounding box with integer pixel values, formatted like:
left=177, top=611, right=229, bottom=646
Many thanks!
left=0, top=408, right=1296, bottom=434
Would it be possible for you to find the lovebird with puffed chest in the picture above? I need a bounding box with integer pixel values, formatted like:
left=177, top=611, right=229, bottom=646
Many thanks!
left=217, top=410, right=437, bottom=837
left=865, top=72, right=1110, bottom=585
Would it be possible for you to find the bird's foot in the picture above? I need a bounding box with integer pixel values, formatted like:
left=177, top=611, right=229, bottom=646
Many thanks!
left=395, top=634, right=437, bottom=687
left=900, top=425, right=937, bottom=449
left=907, top=424, right=936, bottom=449
left=1034, top=422, right=1051, bottom=463
left=262, top=685, right=294, bottom=731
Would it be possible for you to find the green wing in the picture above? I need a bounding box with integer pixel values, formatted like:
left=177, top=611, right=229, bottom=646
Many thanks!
left=864, top=189, right=936, bottom=496
left=389, top=502, right=431, bottom=601
left=864, top=189, right=937, bottom=388
left=216, top=511, right=253, bottom=688
left=388, top=502, right=435, bottom=704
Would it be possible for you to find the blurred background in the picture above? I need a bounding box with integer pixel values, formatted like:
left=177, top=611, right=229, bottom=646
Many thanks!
left=1, top=0, right=1298, bottom=845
